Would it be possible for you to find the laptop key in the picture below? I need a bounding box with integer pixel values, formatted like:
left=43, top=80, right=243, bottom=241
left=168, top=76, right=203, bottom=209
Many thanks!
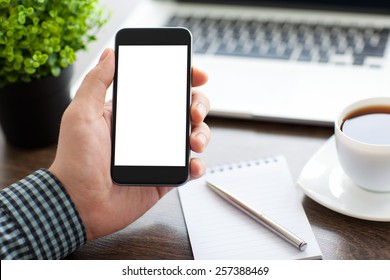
left=298, top=48, right=312, bottom=61
left=360, top=44, right=386, bottom=57
left=248, top=45, right=292, bottom=60
left=353, top=56, right=365, bottom=65
left=319, top=56, right=330, bottom=63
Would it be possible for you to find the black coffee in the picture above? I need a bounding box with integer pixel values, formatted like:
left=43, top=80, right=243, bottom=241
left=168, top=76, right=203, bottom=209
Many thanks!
left=341, top=105, right=390, bottom=145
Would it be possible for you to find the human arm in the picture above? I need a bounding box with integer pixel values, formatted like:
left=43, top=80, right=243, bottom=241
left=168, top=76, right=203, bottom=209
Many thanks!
left=0, top=169, right=85, bottom=259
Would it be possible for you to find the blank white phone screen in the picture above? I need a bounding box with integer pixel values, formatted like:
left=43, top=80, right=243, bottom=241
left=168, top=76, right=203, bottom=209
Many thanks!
left=114, top=45, right=188, bottom=166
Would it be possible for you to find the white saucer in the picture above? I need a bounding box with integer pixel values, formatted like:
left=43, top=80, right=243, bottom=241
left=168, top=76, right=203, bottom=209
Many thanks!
left=297, top=136, right=390, bottom=222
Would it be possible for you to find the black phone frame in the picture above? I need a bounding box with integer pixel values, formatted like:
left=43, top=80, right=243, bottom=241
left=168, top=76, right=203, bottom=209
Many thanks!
left=111, top=28, right=192, bottom=186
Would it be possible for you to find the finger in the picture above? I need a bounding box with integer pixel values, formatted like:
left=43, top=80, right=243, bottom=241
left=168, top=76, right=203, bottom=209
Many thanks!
left=192, top=67, right=208, bottom=87
left=190, top=122, right=210, bottom=153
left=73, top=48, right=115, bottom=115
left=189, top=158, right=206, bottom=179
left=191, top=89, right=210, bottom=124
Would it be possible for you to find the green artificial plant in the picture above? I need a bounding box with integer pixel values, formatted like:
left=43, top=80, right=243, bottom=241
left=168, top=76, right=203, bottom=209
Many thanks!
left=0, top=0, right=108, bottom=87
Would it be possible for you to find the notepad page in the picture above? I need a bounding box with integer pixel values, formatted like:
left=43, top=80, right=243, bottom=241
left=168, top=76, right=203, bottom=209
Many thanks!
left=178, top=156, right=322, bottom=260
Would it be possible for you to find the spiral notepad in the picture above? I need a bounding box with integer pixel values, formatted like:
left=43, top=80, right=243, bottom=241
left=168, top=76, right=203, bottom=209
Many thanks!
left=178, top=156, right=322, bottom=260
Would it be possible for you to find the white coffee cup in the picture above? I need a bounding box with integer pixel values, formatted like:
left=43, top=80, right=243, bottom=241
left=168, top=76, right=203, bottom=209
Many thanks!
left=335, top=97, right=390, bottom=192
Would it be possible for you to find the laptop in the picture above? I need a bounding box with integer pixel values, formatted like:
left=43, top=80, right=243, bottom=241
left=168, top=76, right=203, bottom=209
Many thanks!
left=116, top=0, right=390, bottom=126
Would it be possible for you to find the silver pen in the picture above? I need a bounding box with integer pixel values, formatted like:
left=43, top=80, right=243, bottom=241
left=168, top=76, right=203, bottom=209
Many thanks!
left=206, top=181, right=307, bottom=251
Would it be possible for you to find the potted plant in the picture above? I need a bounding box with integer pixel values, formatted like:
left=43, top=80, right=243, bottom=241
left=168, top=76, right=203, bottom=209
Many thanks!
left=0, top=0, right=108, bottom=148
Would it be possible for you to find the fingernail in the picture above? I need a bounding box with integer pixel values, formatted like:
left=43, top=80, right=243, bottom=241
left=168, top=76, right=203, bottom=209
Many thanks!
left=197, top=133, right=207, bottom=146
left=99, top=48, right=110, bottom=63
left=196, top=102, right=206, bottom=118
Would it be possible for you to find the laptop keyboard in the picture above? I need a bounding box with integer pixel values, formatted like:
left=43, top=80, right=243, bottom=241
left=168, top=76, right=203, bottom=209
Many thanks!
left=166, top=15, right=390, bottom=67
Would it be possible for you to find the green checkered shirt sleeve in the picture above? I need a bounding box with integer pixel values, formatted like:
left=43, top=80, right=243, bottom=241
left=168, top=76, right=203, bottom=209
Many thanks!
left=0, top=169, right=86, bottom=259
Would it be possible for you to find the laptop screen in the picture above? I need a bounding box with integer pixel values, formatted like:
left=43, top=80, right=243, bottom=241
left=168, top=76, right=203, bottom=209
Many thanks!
left=179, top=1, right=390, bottom=14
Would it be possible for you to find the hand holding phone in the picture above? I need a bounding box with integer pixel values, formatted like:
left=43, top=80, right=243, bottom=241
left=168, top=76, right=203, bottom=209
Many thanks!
left=111, top=28, right=192, bottom=185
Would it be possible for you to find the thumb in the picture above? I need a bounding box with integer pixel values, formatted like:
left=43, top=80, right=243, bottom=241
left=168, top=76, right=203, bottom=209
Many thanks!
left=73, top=48, right=115, bottom=114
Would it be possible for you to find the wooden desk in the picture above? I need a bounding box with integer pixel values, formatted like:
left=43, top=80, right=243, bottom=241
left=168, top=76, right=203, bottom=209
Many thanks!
left=1, top=118, right=389, bottom=259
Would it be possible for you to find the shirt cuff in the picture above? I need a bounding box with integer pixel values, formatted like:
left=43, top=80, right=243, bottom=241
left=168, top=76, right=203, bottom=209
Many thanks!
left=0, top=169, right=86, bottom=259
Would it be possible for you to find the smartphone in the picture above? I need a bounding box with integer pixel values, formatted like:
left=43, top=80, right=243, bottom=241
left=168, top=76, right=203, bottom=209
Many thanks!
left=111, top=28, right=192, bottom=186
